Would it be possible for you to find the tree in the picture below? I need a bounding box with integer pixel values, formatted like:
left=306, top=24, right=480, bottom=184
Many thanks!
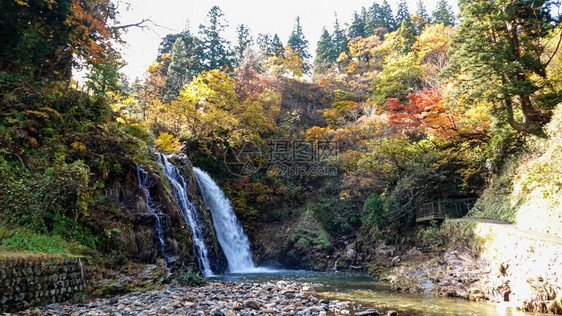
left=287, top=17, right=311, bottom=72
left=372, top=52, right=422, bottom=105
left=431, top=0, right=455, bottom=26
left=271, top=34, right=285, bottom=57
left=0, top=0, right=119, bottom=80
left=235, top=24, right=254, bottom=64
left=288, top=17, right=311, bottom=60
left=379, top=0, right=397, bottom=31
left=314, top=28, right=335, bottom=72
left=349, top=11, right=366, bottom=38
left=266, top=45, right=306, bottom=78
left=333, top=16, right=349, bottom=59
left=393, top=19, right=417, bottom=55
left=414, top=23, right=454, bottom=87
left=166, top=38, right=189, bottom=100
left=446, top=0, right=561, bottom=133
left=199, top=5, right=233, bottom=70
left=416, top=0, right=430, bottom=22
left=366, top=2, right=396, bottom=35
left=395, top=0, right=411, bottom=25
left=257, top=33, right=284, bottom=57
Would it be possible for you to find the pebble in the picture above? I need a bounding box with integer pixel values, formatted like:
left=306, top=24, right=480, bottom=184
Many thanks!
left=8, top=281, right=400, bottom=316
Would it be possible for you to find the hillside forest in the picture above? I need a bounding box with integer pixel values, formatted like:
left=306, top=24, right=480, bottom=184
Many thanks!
left=0, top=0, right=561, bottom=311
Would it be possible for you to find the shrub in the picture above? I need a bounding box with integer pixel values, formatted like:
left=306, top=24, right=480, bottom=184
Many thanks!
left=417, top=220, right=445, bottom=249
left=362, top=193, right=386, bottom=229
left=173, top=266, right=207, bottom=286
left=155, top=132, right=182, bottom=153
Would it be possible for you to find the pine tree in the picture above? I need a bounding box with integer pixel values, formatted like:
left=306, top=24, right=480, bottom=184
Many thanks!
left=446, top=0, right=559, bottom=132
left=163, top=33, right=203, bottom=101
left=416, top=0, right=429, bottom=22
left=271, top=34, right=284, bottom=57
left=167, top=38, right=189, bottom=93
left=288, top=16, right=311, bottom=60
left=332, top=16, right=348, bottom=58
left=199, top=5, right=233, bottom=70
left=365, top=3, right=381, bottom=36
left=431, top=0, right=455, bottom=26
left=379, top=0, right=397, bottom=31
left=393, top=19, right=416, bottom=54
left=235, top=24, right=253, bottom=64
left=395, top=0, right=411, bottom=25
left=257, top=33, right=284, bottom=57
left=314, top=28, right=334, bottom=72
left=349, top=11, right=366, bottom=38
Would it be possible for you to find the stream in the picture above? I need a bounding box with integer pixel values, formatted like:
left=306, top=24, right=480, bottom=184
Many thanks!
left=211, top=270, right=543, bottom=316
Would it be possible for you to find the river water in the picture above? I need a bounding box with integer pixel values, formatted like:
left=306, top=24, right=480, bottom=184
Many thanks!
left=211, top=270, right=542, bottom=316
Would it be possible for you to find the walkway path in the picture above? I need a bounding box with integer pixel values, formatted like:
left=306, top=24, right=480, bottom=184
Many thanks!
left=459, top=217, right=562, bottom=246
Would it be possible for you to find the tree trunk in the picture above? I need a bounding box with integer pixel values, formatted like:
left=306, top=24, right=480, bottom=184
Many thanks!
left=505, top=95, right=545, bottom=133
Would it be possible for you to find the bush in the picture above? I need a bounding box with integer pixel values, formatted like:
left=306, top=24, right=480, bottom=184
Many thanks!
left=0, top=224, right=85, bottom=255
left=362, top=193, right=386, bottom=229
left=417, top=220, right=445, bottom=249
left=173, top=266, right=207, bottom=286
left=155, top=132, right=182, bottom=153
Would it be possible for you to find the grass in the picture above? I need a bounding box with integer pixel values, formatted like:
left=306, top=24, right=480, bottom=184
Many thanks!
left=0, top=223, right=87, bottom=256
left=468, top=104, right=562, bottom=236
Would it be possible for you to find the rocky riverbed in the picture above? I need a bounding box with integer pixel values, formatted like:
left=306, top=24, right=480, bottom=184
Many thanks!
left=6, top=281, right=397, bottom=316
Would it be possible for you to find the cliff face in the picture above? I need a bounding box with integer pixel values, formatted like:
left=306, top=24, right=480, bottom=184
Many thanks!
left=100, top=161, right=193, bottom=269
left=169, top=153, right=228, bottom=274
left=99, top=153, right=227, bottom=274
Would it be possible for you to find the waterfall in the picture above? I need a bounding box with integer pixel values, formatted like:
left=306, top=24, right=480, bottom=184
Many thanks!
left=136, top=166, right=168, bottom=262
left=157, top=154, right=214, bottom=277
left=193, top=167, right=256, bottom=273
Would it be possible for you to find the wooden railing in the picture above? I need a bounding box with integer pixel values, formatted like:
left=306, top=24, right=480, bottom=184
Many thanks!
left=415, top=198, right=476, bottom=223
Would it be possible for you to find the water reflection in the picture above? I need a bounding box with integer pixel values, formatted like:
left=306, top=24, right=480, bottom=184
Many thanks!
left=211, top=270, right=542, bottom=316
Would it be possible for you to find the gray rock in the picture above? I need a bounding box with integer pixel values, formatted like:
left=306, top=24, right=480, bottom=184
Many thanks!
left=210, top=308, right=224, bottom=316
left=244, top=299, right=261, bottom=310
left=356, top=309, right=380, bottom=316
left=45, top=303, right=62, bottom=310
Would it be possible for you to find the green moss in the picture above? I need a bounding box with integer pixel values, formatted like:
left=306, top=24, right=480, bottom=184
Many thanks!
left=287, top=212, right=332, bottom=252
left=0, top=224, right=86, bottom=255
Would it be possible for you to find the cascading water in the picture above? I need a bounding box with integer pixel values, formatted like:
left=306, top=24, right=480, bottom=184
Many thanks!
left=157, top=154, right=214, bottom=277
left=136, top=165, right=168, bottom=262
left=193, top=167, right=256, bottom=273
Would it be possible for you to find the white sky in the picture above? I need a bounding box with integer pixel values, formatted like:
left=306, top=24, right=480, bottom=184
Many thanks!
left=116, top=0, right=458, bottom=81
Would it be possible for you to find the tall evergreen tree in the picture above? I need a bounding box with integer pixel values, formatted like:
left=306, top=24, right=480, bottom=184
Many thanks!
left=257, top=33, right=284, bottom=57
left=395, top=0, right=411, bottom=25
left=271, top=34, right=284, bottom=57
left=235, top=24, right=253, bottom=64
left=379, top=0, right=397, bottom=31
left=393, top=19, right=416, bottom=54
left=432, top=0, right=455, bottom=26
left=199, top=5, right=233, bottom=70
left=314, top=28, right=334, bottom=72
left=349, top=11, right=366, bottom=38
left=365, top=3, right=381, bottom=36
left=416, top=0, right=429, bottom=21
left=157, top=31, right=203, bottom=100
left=287, top=16, right=310, bottom=60
left=166, top=38, right=190, bottom=99
left=332, top=16, right=348, bottom=59
left=446, top=0, right=559, bottom=132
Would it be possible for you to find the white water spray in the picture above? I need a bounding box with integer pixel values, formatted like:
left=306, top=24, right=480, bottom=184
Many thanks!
left=193, top=168, right=258, bottom=273
left=136, top=166, right=168, bottom=262
left=157, top=154, right=214, bottom=277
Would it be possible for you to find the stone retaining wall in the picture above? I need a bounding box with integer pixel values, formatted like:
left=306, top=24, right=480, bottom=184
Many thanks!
left=0, top=256, right=91, bottom=312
